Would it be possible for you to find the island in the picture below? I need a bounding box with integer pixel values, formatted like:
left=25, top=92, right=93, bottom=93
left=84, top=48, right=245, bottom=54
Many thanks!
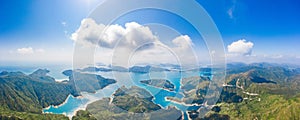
left=85, top=86, right=182, bottom=120
left=129, top=65, right=170, bottom=73
left=62, top=70, right=117, bottom=93
left=140, top=79, right=175, bottom=91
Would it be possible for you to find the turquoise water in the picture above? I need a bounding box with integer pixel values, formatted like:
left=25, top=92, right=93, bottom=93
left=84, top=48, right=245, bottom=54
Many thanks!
left=43, top=84, right=119, bottom=117
left=43, top=95, right=89, bottom=116
left=43, top=71, right=204, bottom=119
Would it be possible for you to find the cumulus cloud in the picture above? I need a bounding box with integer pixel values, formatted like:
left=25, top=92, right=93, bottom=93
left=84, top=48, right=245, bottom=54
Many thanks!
left=71, top=18, right=159, bottom=49
left=228, top=39, right=254, bottom=56
left=17, top=47, right=45, bottom=55
left=226, top=40, right=299, bottom=64
left=72, top=18, right=198, bottom=66
left=172, top=35, right=193, bottom=49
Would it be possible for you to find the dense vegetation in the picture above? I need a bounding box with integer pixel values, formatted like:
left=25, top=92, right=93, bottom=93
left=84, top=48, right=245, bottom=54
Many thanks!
left=85, top=86, right=182, bottom=120
left=215, top=93, right=300, bottom=120
left=164, top=63, right=300, bottom=119
left=0, top=63, right=299, bottom=119
left=202, top=64, right=300, bottom=119
left=179, top=76, right=211, bottom=104
left=0, top=69, right=116, bottom=119
left=72, top=110, right=97, bottom=120
left=0, top=107, right=68, bottom=120
left=0, top=69, right=79, bottom=113
left=140, top=79, right=175, bottom=91
left=62, top=70, right=117, bottom=93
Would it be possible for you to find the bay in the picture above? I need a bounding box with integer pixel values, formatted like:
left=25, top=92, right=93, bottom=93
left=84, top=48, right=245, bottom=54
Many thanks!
left=43, top=70, right=204, bottom=119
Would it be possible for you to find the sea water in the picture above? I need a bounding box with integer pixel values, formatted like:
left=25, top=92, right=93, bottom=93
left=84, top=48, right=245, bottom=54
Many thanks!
left=43, top=71, right=204, bottom=119
left=0, top=64, right=71, bottom=80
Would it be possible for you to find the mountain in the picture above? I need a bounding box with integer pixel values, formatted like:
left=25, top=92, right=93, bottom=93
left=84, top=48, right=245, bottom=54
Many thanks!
left=81, top=67, right=112, bottom=72
left=112, top=86, right=161, bottom=113
left=29, top=69, right=56, bottom=82
left=62, top=70, right=117, bottom=93
left=204, top=64, right=300, bottom=119
left=165, top=76, right=211, bottom=105
left=129, top=65, right=170, bottom=73
left=0, top=70, right=79, bottom=113
left=140, top=79, right=175, bottom=91
left=111, top=66, right=129, bottom=72
left=0, top=69, right=117, bottom=119
left=226, top=62, right=247, bottom=69
left=222, top=64, right=300, bottom=102
left=225, top=65, right=300, bottom=97
left=80, top=66, right=129, bottom=73
left=77, top=63, right=300, bottom=120
left=85, top=86, right=182, bottom=120
left=0, top=63, right=299, bottom=119
left=81, top=65, right=170, bottom=73
left=163, top=63, right=300, bottom=119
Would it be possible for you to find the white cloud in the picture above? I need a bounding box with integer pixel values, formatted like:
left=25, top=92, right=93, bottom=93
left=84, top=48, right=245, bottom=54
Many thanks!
left=72, top=18, right=198, bottom=66
left=17, top=47, right=34, bottom=55
left=71, top=18, right=159, bottom=49
left=17, top=47, right=45, bottom=55
left=172, top=35, right=193, bottom=49
left=227, top=39, right=254, bottom=56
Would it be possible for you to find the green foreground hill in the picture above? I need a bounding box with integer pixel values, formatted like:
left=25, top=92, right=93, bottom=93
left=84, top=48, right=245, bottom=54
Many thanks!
left=0, top=69, right=116, bottom=120
left=201, top=64, right=300, bottom=120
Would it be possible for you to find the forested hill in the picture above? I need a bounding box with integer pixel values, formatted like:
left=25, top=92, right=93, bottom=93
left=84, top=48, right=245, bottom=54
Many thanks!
left=0, top=69, right=116, bottom=119
left=203, top=64, right=300, bottom=120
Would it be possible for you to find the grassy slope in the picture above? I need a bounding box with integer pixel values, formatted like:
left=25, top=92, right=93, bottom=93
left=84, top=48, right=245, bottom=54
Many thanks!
left=218, top=94, right=300, bottom=120
left=0, top=107, right=68, bottom=120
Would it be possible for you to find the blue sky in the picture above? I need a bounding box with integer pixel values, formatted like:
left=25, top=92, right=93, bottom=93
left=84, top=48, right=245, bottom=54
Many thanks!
left=0, top=0, right=299, bottom=65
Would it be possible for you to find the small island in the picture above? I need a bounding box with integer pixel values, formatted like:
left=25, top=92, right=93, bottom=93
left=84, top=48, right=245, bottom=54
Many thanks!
left=140, top=79, right=175, bottom=91
left=85, top=86, right=182, bottom=120
left=62, top=70, right=117, bottom=93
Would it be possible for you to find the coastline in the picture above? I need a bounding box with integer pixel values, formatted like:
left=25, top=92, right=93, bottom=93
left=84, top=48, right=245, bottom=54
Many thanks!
left=42, top=94, right=85, bottom=116
left=42, top=84, right=119, bottom=118
left=141, top=82, right=176, bottom=93
left=42, top=95, right=73, bottom=111
left=165, top=97, right=202, bottom=107
left=164, top=98, right=199, bottom=120
left=41, top=71, right=203, bottom=119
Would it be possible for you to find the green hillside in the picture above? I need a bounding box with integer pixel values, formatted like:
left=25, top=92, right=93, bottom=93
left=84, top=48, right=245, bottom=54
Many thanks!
left=0, top=70, right=79, bottom=113
left=203, top=64, right=300, bottom=120
left=0, top=69, right=116, bottom=119
left=86, top=86, right=182, bottom=120
left=0, top=63, right=299, bottom=120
